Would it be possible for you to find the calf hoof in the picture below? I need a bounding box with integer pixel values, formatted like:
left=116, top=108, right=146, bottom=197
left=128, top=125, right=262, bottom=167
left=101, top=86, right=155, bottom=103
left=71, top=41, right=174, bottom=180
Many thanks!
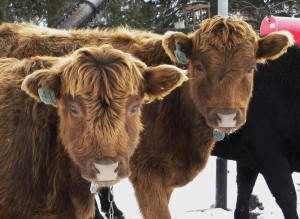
left=94, top=208, right=105, bottom=219
left=249, top=212, right=262, bottom=219
left=249, top=194, right=264, bottom=211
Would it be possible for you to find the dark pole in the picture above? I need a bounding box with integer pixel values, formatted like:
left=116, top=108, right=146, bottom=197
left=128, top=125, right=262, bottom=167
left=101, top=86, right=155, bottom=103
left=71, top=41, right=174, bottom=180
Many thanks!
left=209, top=0, right=218, bottom=17
left=214, top=0, right=229, bottom=209
left=215, top=157, right=227, bottom=209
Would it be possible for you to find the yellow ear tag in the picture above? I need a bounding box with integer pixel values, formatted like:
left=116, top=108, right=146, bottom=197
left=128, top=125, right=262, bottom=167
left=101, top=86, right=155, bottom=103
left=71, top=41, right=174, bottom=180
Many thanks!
left=174, top=43, right=187, bottom=64
left=38, top=86, right=56, bottom=105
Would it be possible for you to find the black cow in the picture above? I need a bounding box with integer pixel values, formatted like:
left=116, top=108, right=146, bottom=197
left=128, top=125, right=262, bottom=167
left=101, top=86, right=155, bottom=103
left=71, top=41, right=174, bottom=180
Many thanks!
left=95, top=45, right=300, bottom=219
left=212, top=45, right=300, bottom=219
left=96, top=187, right=124, bottom=219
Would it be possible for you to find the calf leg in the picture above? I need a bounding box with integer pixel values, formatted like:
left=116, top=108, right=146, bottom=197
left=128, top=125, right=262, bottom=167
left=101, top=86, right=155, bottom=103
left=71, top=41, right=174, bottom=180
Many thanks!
left=262, top=159, right=299, bottom=219
left=131, top=174, right=173, bottom=219
left=234, top=163, right=258, bottom=219
left=94, top=200, right=105, bottom=219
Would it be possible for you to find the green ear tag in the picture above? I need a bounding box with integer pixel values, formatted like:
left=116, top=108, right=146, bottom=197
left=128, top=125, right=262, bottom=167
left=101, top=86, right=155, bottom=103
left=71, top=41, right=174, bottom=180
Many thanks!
left=38, top=86, right=56, bottom=105
left=213, top=129, right=225, bottom=141
left=174, top=43, right=187, bottom=64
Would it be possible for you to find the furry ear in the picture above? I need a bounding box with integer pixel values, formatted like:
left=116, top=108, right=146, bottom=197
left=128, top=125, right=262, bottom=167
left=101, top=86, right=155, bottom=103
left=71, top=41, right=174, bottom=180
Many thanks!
left=21, top=69, right=61, bottom=106
left=257, top=31, right=294, bottom=63
left=162, top=31, right=192, bottom=64
left=142, top=65, right=188, bottom=101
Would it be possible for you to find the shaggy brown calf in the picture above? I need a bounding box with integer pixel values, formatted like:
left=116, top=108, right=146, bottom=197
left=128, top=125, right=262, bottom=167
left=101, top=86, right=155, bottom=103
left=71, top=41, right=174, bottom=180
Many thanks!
left=0, top=45, right=186, bottom=219
left=0, top=16, right=294, bottom=218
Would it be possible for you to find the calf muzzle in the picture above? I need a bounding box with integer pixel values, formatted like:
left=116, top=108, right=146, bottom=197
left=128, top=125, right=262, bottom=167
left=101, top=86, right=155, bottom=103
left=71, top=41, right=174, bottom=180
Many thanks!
left=94, top=157, right=119, bottom=181
left=216, top=112, right=237, bottom=128
left=207, top=108, right=245, bottom=131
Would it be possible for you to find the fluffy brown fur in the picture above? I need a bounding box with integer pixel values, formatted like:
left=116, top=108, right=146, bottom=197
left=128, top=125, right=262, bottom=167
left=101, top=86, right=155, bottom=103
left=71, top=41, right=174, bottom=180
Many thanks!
left=0, top=16, right=294, bottom=218
left=0, top=45, right=186, bottom=219
left=0, top=23, right=170, bottom=65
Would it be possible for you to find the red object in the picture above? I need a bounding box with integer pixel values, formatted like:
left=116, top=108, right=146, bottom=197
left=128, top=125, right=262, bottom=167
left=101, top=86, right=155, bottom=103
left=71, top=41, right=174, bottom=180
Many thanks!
left=260, top=15, right=300, bottom=45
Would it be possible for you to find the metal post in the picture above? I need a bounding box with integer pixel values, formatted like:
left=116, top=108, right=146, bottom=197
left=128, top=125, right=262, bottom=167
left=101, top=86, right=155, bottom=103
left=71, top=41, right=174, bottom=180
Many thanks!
left=217, top=0, right=228, bottom=17
left=215, top=157, right=227, bottom=209
left=215, top=0, right=228, bottom=209
left=56, top=0, right=106, bottom=29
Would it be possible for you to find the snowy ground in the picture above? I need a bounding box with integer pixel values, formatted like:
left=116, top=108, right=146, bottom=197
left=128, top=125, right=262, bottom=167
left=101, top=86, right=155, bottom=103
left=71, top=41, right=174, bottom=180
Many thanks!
left=97, top=156, right=300, bottom=219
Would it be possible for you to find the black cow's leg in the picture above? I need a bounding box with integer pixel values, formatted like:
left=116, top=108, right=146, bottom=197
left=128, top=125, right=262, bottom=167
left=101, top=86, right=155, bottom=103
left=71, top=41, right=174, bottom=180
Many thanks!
left=94, top=199, right=105, bottom=219
left=98, top=187, right=125, bottom=219
left=234, top=162, right=258, bottom=219
left=262, top=159, right=299, bottom=219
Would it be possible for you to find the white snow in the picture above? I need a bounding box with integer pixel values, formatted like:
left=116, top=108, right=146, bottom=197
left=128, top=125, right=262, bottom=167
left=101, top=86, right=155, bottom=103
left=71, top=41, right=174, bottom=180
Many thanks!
left=97, top=156, right=300, bottom=219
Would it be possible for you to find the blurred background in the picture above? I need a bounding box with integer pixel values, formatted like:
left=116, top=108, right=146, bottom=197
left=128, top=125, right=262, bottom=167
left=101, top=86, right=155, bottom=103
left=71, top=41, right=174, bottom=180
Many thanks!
left=0, top=0, right=299, bottom=31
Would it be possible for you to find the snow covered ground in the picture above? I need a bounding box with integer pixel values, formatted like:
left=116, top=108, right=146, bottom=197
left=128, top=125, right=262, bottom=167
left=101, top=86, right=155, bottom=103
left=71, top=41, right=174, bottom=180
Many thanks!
left=97, top=156, right=300, bottom=219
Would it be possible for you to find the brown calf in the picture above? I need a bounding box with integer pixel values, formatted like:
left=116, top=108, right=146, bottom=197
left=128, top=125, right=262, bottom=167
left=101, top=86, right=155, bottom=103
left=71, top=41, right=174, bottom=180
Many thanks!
left=0, top=16, right=294, bottom=218
left=0, top=45, right=186, bottom=218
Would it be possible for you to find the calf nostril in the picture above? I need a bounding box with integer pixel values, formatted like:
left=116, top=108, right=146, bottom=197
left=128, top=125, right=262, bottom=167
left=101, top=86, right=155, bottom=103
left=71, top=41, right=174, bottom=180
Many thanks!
left=233, top=113, right=238, bottom=121
left=114, top=165, right=119, bottom=173
left=93, top=164, right=100, bottom=174
left=216, top=113, right=221, bottom=122
left=94, top=162, right=118, bottom=172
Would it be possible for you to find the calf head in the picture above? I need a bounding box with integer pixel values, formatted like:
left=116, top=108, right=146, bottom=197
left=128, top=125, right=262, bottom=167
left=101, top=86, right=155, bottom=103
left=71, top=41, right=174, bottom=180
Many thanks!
left=163, top=15, right=293, bottom=134
left=21, top=45, right=187, bottom=186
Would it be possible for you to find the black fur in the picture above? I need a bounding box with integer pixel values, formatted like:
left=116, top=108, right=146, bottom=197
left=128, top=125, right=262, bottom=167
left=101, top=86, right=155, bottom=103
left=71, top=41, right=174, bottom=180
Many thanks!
left=94, top=187, right=124, bottom=219
left=212, top=45, right=300, bottom=219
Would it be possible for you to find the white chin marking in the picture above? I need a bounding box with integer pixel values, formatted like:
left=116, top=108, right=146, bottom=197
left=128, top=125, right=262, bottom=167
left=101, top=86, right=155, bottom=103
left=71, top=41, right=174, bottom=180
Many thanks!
left=217, top=113, right=237, bottom=128
left=95, top=162, right=118, bottom=181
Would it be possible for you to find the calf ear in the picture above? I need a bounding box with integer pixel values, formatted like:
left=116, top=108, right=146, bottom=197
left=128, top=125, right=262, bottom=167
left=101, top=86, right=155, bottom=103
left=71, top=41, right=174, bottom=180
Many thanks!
left=142, top=65, right=188, bottom=101
left=21, top=69, right=61, bottom=106
left=162, top=31, right=193, bottom=64
left=256, top=31, right=294, bottom=63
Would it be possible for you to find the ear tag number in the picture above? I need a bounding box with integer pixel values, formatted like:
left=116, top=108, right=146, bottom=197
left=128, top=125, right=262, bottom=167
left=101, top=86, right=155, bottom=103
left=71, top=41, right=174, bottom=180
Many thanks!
left=38, top=86, right=56, bottom=105
left=174, top=43, right=187, bottom=64
left=213, top=129, right=225, bottom=141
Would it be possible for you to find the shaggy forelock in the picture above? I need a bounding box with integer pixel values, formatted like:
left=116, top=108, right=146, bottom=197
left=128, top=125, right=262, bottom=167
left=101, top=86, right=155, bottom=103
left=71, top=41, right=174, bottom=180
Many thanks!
left=57, top=46, right=144, bottom=140
left=60, top=46, right=143, bottom=99
left=192, top=16, right=258, bottom=52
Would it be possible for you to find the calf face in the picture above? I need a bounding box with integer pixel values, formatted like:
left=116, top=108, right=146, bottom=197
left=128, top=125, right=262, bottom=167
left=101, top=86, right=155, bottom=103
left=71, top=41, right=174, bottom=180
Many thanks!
left=163, top=16, right=293, bottom=134
left=21, top=45, right=187, bottom=186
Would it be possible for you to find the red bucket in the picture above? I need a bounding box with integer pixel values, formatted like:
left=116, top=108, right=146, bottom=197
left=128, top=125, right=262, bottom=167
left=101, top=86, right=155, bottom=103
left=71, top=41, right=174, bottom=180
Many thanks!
left=260, top=15, right=300, bottom=45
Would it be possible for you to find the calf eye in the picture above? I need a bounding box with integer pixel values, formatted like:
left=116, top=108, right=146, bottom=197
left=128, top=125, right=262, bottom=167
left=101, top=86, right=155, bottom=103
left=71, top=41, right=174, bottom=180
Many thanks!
left=195, top=64, right=203, bottom=72
left=246, top=67, right=254, bottom=74
left=128, top=105, right=140, bottom=116
left=70, top=105, right=80, bottom=116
